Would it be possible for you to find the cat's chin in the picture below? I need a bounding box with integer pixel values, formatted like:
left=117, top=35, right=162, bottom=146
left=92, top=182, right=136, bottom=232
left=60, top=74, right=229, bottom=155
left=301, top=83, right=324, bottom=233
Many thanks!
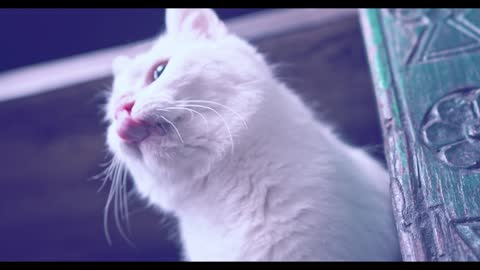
left=117, top=138, right=143, bottom=159
left=116, top=132, right=183, bottom=160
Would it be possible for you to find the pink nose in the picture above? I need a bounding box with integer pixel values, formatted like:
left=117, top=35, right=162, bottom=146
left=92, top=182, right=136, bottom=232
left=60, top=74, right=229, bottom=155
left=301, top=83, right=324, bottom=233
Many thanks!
left=114, top=100, right=134, bottom=120
left=115, top=101, right=151, bottom=143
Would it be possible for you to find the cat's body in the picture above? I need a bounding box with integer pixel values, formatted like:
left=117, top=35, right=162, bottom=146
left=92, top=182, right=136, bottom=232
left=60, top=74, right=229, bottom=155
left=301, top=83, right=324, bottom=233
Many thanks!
left=104, top=8, right=401, bottom=261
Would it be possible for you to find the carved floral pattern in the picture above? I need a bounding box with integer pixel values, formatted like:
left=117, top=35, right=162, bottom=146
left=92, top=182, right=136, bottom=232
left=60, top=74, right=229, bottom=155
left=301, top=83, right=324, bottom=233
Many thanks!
left=421, top=87, right=480, bottom=169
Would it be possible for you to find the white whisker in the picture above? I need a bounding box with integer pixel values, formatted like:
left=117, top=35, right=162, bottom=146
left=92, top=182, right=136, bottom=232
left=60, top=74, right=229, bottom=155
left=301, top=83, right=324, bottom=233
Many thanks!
left=121, top=169, right=131, bottom=233
left=164, top=106, right=210, bottom=128
left=100, top=158, right=119, bottom=191
left=160, top=115, right=185, bottom=144
left=103, top=160, right=117, bottom=246
left=181, top=104, right=235, bottom=154
left=102, top=157, right=135, bottom=247
left=179, top=100, right=248, bottom=129
left=113, top=167, right=136, bottom=248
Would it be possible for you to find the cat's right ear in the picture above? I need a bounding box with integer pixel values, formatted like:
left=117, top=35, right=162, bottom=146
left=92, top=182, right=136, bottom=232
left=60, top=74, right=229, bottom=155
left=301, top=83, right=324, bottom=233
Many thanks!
left=165, top=8, right=227, bottom=39
left=112, top=55, right=132, bottom=75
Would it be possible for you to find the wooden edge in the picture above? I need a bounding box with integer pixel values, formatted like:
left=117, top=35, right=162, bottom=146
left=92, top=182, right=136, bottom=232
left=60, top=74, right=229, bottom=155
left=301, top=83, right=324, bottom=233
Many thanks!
left=0, top=8, right=358, bottom=102
left=359, top=8, right=416, bottom=261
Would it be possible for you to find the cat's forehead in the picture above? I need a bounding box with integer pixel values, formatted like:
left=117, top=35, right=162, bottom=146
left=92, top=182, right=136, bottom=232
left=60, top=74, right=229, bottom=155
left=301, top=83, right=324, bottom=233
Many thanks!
left=124, top=52, right=167, bottom=77
left=128, top=36, right=177, bottom=67
left=149, top=34, right=180, bottom=57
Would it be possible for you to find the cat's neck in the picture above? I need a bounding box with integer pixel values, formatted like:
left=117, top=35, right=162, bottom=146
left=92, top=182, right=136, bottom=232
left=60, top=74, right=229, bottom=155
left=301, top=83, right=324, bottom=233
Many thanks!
left=171, top=80, right=337, bottom=217
left=169, top=82, right=347, bottom=260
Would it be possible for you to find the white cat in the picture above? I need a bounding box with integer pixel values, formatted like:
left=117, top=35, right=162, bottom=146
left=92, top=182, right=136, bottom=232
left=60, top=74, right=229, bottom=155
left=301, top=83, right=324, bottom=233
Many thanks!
left=103, top=8, right=402, bottom=261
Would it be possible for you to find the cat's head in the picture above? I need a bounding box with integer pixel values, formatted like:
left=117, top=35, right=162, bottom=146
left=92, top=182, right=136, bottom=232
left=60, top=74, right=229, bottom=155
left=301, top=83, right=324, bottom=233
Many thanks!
left=105, top=9, right=272, bottom=179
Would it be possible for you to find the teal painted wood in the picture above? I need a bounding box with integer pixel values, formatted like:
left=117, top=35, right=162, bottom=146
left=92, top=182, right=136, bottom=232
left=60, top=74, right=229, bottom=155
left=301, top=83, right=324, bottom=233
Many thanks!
left=360, top=9, right=480, bottom=261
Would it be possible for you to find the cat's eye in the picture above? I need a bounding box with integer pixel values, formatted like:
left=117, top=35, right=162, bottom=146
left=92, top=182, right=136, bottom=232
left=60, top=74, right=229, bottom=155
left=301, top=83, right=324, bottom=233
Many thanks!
left=153, top=62, right=168, bottom=81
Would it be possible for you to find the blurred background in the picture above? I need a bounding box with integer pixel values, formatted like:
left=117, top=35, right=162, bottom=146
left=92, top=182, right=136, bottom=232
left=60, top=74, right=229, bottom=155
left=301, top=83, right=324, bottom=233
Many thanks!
left=0, top=8, right=384, bottom=261
left=0, top=8, right=266, bottom=73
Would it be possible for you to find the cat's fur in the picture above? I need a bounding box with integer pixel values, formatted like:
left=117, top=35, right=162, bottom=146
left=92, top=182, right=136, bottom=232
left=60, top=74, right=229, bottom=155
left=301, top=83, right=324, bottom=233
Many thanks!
left=104, top=8, right=401, bottom=261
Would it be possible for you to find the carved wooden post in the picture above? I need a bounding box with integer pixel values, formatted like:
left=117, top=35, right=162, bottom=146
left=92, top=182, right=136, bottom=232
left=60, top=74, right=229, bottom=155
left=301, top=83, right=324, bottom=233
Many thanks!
left=360, top=8, right=480, bottom=261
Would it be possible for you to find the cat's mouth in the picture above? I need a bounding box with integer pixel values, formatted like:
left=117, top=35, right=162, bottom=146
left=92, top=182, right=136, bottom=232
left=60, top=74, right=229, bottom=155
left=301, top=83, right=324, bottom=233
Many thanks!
left=115, top=110, right=170, bottom=144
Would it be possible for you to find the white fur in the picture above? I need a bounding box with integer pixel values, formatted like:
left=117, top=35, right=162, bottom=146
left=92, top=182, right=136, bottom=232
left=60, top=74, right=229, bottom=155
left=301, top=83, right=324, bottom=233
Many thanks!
left=104, top=8, right=401, bottom=261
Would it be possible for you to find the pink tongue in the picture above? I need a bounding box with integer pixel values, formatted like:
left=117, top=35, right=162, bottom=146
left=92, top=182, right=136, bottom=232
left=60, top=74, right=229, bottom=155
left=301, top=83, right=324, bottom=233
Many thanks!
left=116, top=111, right=150, bottom=143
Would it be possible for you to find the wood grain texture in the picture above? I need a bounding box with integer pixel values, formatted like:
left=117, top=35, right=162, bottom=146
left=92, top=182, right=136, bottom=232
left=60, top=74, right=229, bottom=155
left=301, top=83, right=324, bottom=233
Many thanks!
left=360, top=8, right=480, bottom=261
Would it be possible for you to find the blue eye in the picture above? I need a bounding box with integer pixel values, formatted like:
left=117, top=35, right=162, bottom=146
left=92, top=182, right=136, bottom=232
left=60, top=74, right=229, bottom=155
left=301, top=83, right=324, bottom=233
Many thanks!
left=153, top=63, right=167, bottom=81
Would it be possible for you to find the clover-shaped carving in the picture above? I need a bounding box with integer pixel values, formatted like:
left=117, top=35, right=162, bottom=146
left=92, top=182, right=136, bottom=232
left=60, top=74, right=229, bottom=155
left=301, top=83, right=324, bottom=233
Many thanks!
left=421, top=87, right=480, bottom=170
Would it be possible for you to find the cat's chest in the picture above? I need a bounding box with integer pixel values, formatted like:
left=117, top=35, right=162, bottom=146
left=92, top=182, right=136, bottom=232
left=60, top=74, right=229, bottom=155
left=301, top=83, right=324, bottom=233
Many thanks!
left=178, top=214, right=247, bottom=261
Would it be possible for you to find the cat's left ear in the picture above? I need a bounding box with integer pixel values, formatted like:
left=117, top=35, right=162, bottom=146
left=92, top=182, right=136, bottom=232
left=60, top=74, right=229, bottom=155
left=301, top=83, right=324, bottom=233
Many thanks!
left=165, top=8, right=227, bottom=39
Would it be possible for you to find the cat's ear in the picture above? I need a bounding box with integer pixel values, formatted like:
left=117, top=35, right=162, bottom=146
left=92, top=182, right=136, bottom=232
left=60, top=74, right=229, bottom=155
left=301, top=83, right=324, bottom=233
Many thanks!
left=112, top=55, right=132, bottom=74
left=165, top=8, right=227, bottom=39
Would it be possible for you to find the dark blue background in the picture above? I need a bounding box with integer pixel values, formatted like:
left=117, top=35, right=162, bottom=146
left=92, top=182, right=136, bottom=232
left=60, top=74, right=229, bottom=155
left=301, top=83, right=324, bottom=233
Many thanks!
left=0, top=8, right=266, bottom=73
